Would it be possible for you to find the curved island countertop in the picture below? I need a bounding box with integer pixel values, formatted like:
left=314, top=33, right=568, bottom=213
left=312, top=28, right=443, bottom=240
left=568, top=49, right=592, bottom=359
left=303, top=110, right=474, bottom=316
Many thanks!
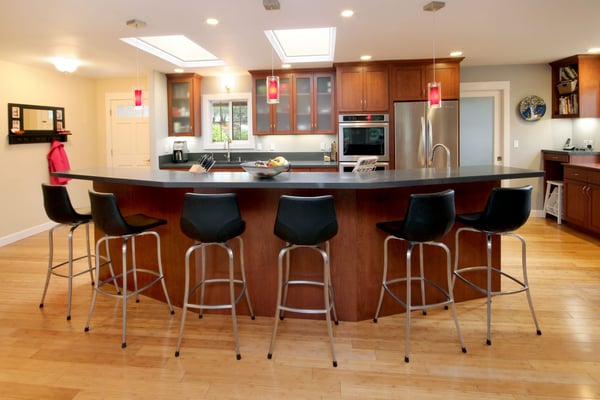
left=54, top=166, right=543, bottom=321
left=55, top=165, right=543, bottom=189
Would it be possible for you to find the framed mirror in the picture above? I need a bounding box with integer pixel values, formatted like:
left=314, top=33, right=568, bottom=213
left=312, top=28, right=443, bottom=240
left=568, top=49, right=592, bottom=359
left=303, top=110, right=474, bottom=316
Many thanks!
left=7, top=103, right=67, bottom=144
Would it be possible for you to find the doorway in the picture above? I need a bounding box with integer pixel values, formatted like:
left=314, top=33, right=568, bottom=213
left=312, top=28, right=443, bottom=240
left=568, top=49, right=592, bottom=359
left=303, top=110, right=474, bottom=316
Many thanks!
left=460, top=81, right=510, bottom=167
left=106, top=93, right=150, bottom=167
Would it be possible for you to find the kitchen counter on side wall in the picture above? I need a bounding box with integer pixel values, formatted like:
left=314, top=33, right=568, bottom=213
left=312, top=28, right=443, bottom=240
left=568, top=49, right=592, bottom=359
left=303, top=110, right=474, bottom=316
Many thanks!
left=159, top=152, right=337, bottom=170
left=54, top=165, right=543, bottom=321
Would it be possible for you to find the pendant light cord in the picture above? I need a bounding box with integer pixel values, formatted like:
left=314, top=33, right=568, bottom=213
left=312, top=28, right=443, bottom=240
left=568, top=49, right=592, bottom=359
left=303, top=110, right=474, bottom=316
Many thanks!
left=432, top=9, right=436, bottom=82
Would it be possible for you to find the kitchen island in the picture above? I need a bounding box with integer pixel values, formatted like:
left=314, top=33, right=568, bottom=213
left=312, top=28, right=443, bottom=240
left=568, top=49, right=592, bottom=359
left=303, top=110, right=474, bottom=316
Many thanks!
left=55, top=166, right=543, bottom=321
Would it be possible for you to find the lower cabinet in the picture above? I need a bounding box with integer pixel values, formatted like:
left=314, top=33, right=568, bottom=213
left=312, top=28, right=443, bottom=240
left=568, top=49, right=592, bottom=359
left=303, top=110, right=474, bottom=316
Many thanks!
left=564, top=165, right=600, bottom=234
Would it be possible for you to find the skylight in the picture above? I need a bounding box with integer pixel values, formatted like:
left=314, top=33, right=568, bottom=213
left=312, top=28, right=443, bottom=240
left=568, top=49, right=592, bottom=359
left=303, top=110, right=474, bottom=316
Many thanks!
left=120, top=35, right=224, bottom=68
left=264, top=27, right=336, bottom=63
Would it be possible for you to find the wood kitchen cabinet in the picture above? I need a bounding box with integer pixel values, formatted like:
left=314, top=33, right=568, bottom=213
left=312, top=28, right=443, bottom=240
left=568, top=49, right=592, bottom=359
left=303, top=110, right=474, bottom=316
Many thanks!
left=251, top=69, right=335, bottom=135
left=550, top=54, right=600, bottom=118
left=564, top=164, right=600, bottom=235
left=335, top=64, right=389, bottom=113
left=166, top=73, right=202, bottom=136
left=390, top=59, right=462, bottom=101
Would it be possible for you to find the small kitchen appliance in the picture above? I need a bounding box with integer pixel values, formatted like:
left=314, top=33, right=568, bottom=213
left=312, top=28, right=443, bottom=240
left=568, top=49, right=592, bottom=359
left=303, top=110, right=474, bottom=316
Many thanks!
left=172, top=141, right=189, bottom=163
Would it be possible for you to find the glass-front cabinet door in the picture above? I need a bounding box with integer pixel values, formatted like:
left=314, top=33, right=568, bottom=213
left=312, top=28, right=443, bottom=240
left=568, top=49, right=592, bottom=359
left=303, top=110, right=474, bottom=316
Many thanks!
left=314, top=73, right=334, bottom=133
left=253, top=74, right=292, bottom=135
left=166, top=73, right=202, bottom=136
left=294, top=72, right=334, bottom=134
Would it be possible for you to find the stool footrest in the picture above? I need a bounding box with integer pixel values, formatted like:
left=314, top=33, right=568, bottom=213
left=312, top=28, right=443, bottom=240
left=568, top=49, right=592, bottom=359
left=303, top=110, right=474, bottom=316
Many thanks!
left=454, top=266, right=529, bottom=297
left=383, top=277, right=454, bottom=311
left=96, top=268, right=164, bottom=298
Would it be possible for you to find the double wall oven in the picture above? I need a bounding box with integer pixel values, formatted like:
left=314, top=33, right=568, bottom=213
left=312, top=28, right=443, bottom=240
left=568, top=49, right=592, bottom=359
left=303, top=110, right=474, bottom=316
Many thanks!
left=338, top=113, right=389, bottom=171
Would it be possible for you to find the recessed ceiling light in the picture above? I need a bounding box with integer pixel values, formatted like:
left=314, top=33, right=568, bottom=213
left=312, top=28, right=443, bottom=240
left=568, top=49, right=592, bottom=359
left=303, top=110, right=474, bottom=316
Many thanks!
left=206, top=18, right=219, bottom=25
left=173, top=68, right=184, bottom=73
left=281, top=63, right=292, bottom=69
left=588, top=47, right=600, bottom=54
left=449, top=51, right=463, bottom=57
left=360, top=55, right=372, bottom=61
left=121, top=35, right=224, bottom=68
left=341, top=9, right=354, bottom=18
left=264, top=27, right=336, bottom=63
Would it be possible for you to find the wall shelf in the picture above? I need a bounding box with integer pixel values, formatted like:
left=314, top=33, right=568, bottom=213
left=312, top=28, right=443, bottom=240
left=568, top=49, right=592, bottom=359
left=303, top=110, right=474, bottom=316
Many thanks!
left=8, top=133, right=69, bottom=145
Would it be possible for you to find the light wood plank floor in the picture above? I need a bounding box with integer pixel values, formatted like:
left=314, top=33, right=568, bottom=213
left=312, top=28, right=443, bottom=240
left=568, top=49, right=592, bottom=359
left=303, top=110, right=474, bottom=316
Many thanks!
left=0, top=217, right=599, bottom=399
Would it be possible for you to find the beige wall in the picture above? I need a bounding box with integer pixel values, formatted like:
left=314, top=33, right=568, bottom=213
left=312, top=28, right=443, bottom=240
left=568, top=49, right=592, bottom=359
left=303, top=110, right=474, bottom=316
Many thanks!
left=0, top=60, right=97, bottom=242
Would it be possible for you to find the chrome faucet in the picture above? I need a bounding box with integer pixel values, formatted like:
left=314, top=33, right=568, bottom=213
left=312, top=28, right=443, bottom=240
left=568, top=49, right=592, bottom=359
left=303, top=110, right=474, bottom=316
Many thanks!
left=224, top=136, right=232, bottom=162
left=429, top=143, right=451, bottom=169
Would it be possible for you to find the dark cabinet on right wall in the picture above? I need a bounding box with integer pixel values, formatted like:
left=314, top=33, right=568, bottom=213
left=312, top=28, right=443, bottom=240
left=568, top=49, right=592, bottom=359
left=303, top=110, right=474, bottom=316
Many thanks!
left=550, top=54, right=600, bottom=118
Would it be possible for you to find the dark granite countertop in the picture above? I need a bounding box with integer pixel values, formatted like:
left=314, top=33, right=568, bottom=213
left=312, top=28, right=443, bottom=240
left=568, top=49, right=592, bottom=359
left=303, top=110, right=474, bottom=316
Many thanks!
left=54, top=165, right=543, bottom=190
left=159, top=152, right=338, bottom=170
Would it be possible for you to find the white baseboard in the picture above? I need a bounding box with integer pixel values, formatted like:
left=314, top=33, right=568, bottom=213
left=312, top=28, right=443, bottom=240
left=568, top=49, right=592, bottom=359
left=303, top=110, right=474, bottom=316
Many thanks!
left=0, top=222, right=55, bottom=247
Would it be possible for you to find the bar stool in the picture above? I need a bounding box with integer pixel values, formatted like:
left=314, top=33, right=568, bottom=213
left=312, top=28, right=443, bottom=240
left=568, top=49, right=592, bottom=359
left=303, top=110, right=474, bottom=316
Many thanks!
left=175, top=193, right=254, bottom=360
left=454, top=185, right=542, bottom=345
left=543, top=180, right=563, bottom=224
left=268, top=195, right=339, bottom=367
left=40, top=184, right=117, bottom=320
left=373, top=189, right=466, bottom=363
left=86, top=190, right=174, bottom=348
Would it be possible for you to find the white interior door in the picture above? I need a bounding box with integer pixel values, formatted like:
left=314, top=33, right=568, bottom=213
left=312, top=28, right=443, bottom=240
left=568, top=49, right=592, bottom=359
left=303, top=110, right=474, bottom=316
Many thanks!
left=108, top=96, right=150, bottom=167
left=460, top=82, right=510, bottom=167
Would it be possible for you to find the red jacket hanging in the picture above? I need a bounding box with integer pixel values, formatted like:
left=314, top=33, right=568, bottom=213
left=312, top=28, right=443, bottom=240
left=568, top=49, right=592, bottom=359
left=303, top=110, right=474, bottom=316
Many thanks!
left=47, top=140, right=72, bottom=185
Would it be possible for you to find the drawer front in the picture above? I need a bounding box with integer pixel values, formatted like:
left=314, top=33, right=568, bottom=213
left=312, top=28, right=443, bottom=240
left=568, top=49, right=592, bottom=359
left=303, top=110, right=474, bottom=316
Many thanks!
left=543, top=153, right=569, bottom=163
left=564, top=167, right=589, bottom=182
left=589, top=170, right=600, bottom=185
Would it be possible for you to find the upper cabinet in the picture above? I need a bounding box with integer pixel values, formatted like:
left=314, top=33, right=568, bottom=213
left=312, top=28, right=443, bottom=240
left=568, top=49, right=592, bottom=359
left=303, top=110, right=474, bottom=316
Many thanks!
left=252, top=72, right=293, bottom=135
left=550, top=55, right=600, bottom=118
left=336, top=64, right=389, bottom=113
left=167, top=73, right=202, bottom=136
left=294, top=72, right=335, bottom=134
left=390, top=59, right=462, bottom=101
left=251, top=69, right=335, bottom=135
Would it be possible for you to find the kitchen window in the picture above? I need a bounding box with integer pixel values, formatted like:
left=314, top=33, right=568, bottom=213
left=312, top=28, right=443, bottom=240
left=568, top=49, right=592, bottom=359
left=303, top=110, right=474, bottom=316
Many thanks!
left=202, top=93, right=254, bottom=149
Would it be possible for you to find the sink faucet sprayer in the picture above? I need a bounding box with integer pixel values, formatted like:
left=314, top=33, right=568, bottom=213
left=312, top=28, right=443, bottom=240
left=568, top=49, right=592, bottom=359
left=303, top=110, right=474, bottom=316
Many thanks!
left=428, top=143, right=451, bottom=169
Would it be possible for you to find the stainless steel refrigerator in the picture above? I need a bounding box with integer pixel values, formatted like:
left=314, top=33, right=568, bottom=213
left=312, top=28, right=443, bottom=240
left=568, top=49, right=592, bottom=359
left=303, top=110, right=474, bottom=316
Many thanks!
left=394, top=100, right=459, bottom=169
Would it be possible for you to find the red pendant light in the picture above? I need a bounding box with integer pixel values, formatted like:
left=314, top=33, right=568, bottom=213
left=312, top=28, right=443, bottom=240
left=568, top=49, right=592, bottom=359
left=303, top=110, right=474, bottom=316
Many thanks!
left=134, top=88, right=143, bottom=109
left=428, top=82, right=442, bottom=108
left=266, top=76, right=280, bottom=104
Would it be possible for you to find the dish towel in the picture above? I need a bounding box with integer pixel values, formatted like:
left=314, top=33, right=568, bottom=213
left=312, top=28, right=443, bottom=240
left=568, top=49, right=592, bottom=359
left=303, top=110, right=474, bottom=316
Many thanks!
left=47, top=140, right=71, bottom=185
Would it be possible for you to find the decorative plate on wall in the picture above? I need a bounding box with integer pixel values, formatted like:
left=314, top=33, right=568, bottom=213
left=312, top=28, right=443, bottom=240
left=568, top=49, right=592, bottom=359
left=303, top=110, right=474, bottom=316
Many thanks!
left=519, top=95, right=546, bottom=121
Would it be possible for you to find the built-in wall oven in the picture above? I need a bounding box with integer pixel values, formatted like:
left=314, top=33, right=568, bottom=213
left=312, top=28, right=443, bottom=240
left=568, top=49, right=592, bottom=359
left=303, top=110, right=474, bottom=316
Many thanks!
left=338, top=113, right=389, bottom=171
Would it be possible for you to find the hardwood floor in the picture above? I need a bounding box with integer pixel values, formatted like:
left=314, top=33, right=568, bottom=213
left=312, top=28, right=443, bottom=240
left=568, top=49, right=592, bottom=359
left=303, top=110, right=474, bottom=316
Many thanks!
left=0, top=217, right=599, bottom=399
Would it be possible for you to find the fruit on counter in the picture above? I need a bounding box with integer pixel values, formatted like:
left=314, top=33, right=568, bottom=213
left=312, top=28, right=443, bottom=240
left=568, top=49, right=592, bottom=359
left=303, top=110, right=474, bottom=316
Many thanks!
left=253, top=156, right=289, bottom=168
left=267, top=156, right=289, bottom=167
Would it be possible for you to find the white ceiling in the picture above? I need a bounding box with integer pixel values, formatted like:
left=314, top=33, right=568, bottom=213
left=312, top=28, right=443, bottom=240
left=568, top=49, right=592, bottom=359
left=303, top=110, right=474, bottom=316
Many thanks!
left=1, top=0, right=599, bottom=78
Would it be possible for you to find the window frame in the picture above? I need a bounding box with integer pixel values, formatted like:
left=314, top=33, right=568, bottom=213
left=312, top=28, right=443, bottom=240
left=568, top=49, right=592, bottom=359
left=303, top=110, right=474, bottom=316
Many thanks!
left=202, top=92, right=254, bottom=150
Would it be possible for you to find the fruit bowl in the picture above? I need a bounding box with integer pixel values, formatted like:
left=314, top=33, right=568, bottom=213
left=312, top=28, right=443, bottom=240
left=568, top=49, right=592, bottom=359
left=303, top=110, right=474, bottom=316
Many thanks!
left=241, top=161, right=290, bottom=178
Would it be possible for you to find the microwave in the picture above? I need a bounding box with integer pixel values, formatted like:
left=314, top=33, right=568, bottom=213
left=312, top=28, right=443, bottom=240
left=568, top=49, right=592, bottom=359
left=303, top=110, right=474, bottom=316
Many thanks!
left=338, top=114, right=389, bottom=162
